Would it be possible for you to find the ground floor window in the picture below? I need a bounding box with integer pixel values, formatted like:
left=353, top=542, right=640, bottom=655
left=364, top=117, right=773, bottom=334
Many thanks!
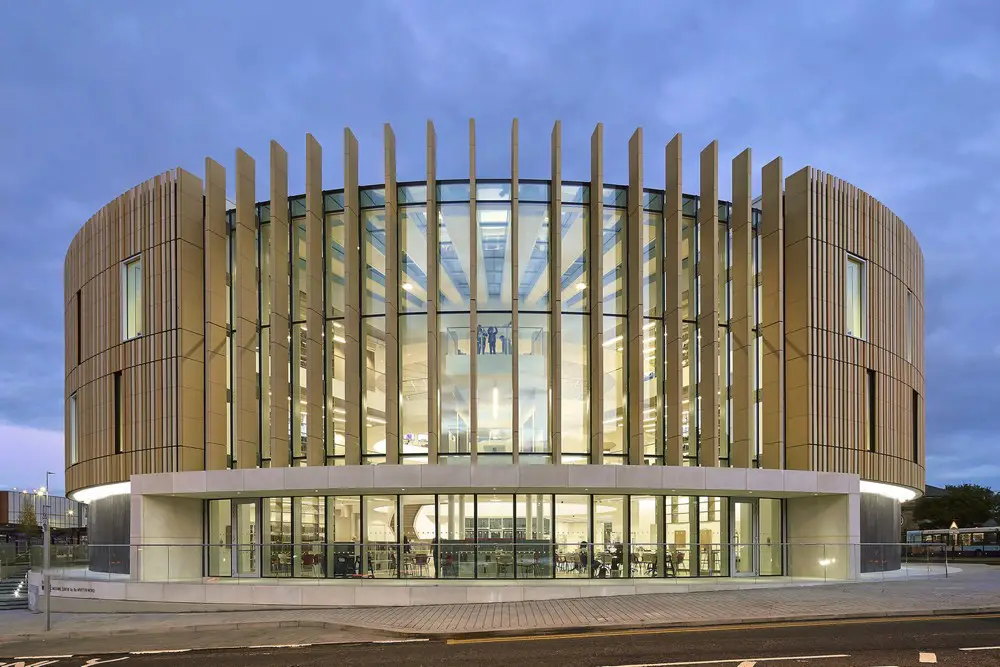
left=205, top=493, right=783, bottom=579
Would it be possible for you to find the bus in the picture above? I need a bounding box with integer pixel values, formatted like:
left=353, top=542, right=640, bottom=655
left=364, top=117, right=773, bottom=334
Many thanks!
left=905, top=526, right=1000, bottom=557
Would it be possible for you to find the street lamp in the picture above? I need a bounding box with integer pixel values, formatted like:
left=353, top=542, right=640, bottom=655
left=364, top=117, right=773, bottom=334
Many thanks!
left=42, top=471, right=53, bottom=632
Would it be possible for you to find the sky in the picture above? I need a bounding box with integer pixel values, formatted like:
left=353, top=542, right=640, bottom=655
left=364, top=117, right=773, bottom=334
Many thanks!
left=0, top=0, right=998, bottom=495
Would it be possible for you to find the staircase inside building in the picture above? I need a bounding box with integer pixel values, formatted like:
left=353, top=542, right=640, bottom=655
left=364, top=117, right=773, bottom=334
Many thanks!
left=0, top=564, right=30, bottom=611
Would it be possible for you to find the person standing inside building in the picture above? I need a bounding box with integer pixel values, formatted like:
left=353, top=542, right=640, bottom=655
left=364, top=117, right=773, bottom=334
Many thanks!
left=487, top=325, right=498, bottom=354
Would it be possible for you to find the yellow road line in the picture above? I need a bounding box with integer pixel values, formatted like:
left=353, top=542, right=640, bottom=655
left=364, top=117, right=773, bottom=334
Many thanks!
left=445, top=612, right=1000, bottom=645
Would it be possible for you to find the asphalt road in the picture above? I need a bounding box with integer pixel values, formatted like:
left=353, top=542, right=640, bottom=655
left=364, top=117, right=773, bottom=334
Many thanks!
left=4, top=614, right=1000, bottom=666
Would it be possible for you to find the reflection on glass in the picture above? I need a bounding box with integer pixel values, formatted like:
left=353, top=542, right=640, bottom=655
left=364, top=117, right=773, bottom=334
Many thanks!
left=477, top=313, right=513, bottom=457
left=698, top=496, right=728, bottom=576
left=477, top=202, right=512, bottom=309
left=602, top=316, right=626, bottom=460
left=682, top=322, right=697, bottom=464
left=207, top=499, right=231, bottom=577
left=561, top=204, right=588, bottom=312
left=630, top=495, right=663, bottom=577
left=477, top=494, right=514, bottom=579
left=292, top=324, right=307, bottom=460
left=665, top=495, right=694, bottom=577
left=400, top=314, right=429, bottom=462
left=555, top=494, right=590, bottom=578
left=643, top=210, right=662, bottom=316
left=518, top=313, right=549, bottom=459
left=439, top=203, right=471, bottom=310
left=259, top=222, right=271, bottom=325
left=292, top=218, right=307, bottom=321
left=518, top=203, right=549, bottom=310
left=400, top=207, right=429, bottom=313
left=363, top=208, right=386, bottom=316
left=642, top=319, right=661, bottom=463
left=326, top=496, right=360, bottom=577
left=759, top=498, right=782, bottom=575
left=259, top=326, right=270, bottom=463
left=364, top=496, right=397, bottom=578
left=439, top=313, right=471, bottom=457
left=293, top=497, right=325, bottom=578
left=235, top=501, right=257, bottom=577
left=326, top=320, right=346, bottom=462
left=264, top=497, right=291, bottom=577
left=517, top=493, right=553, bottom=578
left=733, top=500, right=754, bottom=575
left=326, top=211, right=345, bottom=317
left=401, top=495, right=435, bottom=579
left=364, top=317, right=387, bottom=463
left=602, top=208, right=627, bottom=315
left=593, top=495, right=625, bottom=577
left=560, top=314, right=589, bottom=462
left=438, top=494, right=474, bottom=578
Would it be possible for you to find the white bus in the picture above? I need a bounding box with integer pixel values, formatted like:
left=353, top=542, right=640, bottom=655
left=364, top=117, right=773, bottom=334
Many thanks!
left=905, top=526, right=1000, bottom=557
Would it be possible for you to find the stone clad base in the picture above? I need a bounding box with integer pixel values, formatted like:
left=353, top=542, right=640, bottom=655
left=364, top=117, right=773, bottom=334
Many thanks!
left=29, top=567, right=953, bottom=611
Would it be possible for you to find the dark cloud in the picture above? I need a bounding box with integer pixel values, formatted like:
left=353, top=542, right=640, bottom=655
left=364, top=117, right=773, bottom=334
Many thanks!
left=1, top=0, right=996, bottom=491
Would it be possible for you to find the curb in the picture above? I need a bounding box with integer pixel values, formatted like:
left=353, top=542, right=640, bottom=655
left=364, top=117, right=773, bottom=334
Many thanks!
left=4, top=606, right=1000, bottom=645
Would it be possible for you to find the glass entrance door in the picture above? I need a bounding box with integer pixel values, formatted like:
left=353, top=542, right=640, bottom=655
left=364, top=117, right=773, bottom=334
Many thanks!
left=731, top=499, right=758, bottom=576
left=233, top=500, right=258, bottom=577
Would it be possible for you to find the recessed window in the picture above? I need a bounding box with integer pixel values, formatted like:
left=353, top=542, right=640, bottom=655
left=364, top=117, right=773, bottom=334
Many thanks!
left=122, top=256, right=143, bottom=340
left=69, top=393, right=78, bottom=465
left=912, top=390, right=920, bottom=463
left=846, top=255, right=866, bottom=339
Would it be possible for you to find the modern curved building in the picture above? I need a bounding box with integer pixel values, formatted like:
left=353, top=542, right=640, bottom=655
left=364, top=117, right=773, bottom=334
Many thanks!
left=62, top=120, right=924, bottom=602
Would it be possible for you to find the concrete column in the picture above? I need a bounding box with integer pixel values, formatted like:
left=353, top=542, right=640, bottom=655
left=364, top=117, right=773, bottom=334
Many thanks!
left=384, top=124, right=400, bottom=464
left=343, top=129, right=362, bottom=465
left=510, top=118, right=520, bottom=462
left=234, top=149, right=259, bottom=469
left=426, top=121, right=439, bottom=464
left=731, top=148, right=754, bottom=469
left=204, top=158, right=228, bottom=470
left=627, top=128, right=644, bottom=465
left=549, top=121, right=563, bottom=462
left=589, top=124, right=604, bottom=464
left=306, top=135, right=326, bottom=467
left=664, top=135, right=683, bottom=466
left=761, top=157, right=785, bottom=470
left=698, top=141, right=720, bottom=467
left=269, top=141, right=291, bottom=468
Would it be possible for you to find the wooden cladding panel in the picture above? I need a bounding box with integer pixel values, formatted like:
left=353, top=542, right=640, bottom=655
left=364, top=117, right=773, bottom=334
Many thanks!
left=65, top=169, right=205, bottom=495
left=783, top=167, right=925, bottom=492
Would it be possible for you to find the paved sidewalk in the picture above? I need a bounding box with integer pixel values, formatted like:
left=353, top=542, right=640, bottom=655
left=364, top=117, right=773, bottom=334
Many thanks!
left=1, top=565, right=998, bottom=655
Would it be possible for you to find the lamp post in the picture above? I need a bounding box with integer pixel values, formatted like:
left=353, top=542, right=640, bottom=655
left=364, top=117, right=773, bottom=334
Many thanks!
left=43, top=471, right=53, bottom=632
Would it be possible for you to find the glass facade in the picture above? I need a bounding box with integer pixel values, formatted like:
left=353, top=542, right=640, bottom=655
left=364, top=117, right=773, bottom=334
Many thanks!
left=220, top=180, right=765, bottom=468
left=205, top=493, right=782, bottom=579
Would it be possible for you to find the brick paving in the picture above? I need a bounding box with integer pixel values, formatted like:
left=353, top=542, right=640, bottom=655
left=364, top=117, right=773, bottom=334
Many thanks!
left=2, top=565, right=998, bottom=644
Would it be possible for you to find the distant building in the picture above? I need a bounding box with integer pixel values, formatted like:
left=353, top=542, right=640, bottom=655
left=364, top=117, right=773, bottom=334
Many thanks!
left=0, top=488, right=87, bottom=544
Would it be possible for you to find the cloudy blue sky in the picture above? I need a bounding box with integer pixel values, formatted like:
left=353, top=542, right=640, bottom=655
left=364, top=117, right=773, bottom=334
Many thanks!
left=1, top=0, right=997, bottom=494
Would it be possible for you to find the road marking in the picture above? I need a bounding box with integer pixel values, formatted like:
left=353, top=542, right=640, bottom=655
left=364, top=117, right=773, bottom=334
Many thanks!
left=12, top=658, right=73, bottom=661
left=130, top=649, right=192, bottom=654
left=373, top=638, right=430, bottom=644
left=246, top=644, right=311, bottom=649
left=961, top=646, right=1000, bottom=651
left=446, top=612, right=1000, bottom=645
left=598, top=655, right=850, bottom=667
left=736, top=662, right=756, bottom=667
left=919, top=653, right=937, bottom=663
